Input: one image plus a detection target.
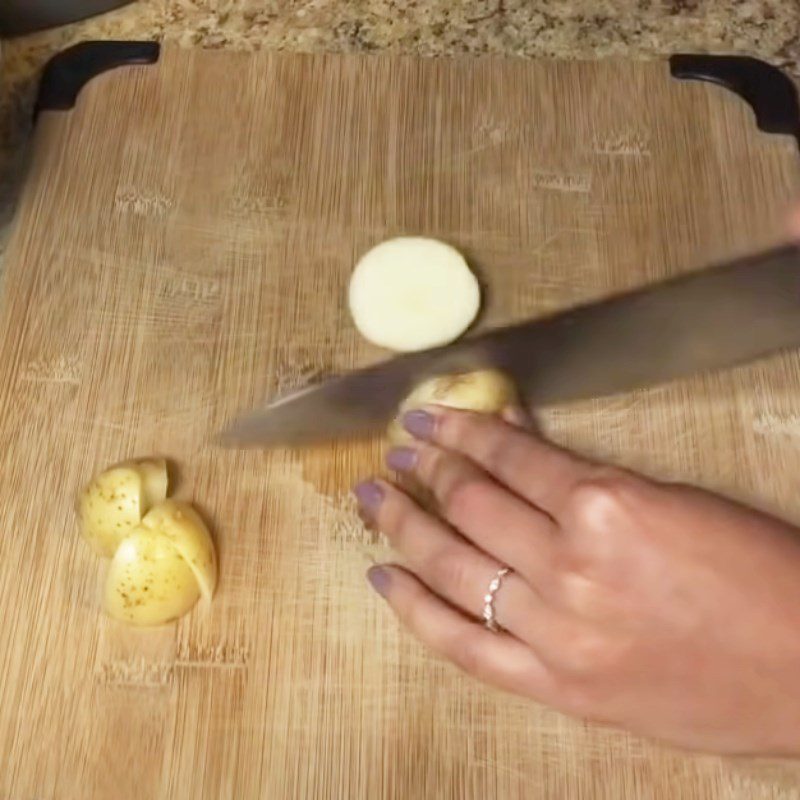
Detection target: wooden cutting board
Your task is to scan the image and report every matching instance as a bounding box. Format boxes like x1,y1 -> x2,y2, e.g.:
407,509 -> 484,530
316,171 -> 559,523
2,43 -> 800,800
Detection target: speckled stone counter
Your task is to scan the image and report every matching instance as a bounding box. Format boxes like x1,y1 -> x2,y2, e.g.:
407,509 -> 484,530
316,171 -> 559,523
0,0 -> 798,249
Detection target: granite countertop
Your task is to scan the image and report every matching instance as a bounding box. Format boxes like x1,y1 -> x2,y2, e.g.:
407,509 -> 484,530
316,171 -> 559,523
0,0 -> 798,244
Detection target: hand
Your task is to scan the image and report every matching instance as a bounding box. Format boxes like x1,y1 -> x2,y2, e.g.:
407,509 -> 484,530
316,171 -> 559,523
354,407 -> 800,755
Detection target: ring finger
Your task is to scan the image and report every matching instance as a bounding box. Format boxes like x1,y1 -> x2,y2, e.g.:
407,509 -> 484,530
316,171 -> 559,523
387,442 -> 558,590
355,478 -> 567,646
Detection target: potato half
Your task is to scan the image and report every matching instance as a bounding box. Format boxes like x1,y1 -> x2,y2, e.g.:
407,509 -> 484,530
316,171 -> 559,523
388,369 -> 519,445
104,527 -> 201,626
137,500 -> 218,602
78,458 -> 168,557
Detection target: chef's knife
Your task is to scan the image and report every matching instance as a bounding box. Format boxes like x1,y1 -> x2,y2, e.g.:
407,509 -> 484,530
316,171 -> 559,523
220,244 -> 800,448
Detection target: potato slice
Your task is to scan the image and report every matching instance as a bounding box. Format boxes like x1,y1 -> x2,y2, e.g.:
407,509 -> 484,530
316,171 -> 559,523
79,466 -> 145,557
104,528 -> 200,626
348,237 -> 480,352
78,458 -> 169,557
138,500 -> 217,602
388,369 -> 519,445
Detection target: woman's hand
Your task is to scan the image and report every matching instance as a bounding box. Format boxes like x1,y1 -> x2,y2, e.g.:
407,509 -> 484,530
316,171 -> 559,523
354,407 -> 800,756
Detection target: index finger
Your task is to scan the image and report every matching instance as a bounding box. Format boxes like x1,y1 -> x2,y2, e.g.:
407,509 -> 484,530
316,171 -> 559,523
403,407 -> 593,518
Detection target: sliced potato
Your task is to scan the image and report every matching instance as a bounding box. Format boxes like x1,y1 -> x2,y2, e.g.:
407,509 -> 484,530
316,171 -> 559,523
135,458 -> 169,509
138,500 -> 217,602
78,458 -> 169,557
348,237 -> 480,352
104,527 -> 200,626
78,466 -> 145,557
388,368 -> 519,445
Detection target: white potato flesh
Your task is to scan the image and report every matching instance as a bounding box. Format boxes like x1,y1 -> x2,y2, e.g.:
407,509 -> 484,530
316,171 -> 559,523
388,369 -> 519,445
135,458 -> 169,509
348,237 -> 480,351
78,458 -> 169,557
104,528 -> 200,626
138,500 -> 217,602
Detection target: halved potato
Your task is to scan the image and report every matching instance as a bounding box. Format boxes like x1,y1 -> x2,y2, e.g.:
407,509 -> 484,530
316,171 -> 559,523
388,368 -> 519,445
104,527 -> 200,626
137,500 -> 217,602
78,458 -> 169,557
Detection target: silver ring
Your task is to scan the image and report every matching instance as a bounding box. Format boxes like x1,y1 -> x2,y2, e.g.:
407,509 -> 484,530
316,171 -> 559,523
482,566 -> 511,632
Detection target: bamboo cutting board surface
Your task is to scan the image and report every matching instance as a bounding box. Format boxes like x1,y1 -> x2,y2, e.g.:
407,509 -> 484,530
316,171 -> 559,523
2,45 -> 800,799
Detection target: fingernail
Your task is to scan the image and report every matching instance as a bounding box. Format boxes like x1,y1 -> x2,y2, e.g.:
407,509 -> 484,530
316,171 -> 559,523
402,409 -> 436,440
386,447 -> 418,472
367,565 -> 391,597
353,480 -> 384,515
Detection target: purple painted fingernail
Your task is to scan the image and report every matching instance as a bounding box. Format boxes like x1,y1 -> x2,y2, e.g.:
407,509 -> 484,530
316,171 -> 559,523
386,447 -> 418,472
402,409 -> 436,440
367,566 -> 391,597
353,481 -> 384,514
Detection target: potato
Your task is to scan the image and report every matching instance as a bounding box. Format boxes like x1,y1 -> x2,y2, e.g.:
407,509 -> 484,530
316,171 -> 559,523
104,527 -> 201,626
136,458 -> 169,509
80,458 -> 217,626
137,500 -> 217,602
348,237 -> 480,352
388,368 -> 519,445
77,458 -> 168,557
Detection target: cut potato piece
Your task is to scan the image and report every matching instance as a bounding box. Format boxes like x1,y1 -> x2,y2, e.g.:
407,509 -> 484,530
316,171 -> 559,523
134,458 -> 169,509
138,500 -> 217,602
78,458 -> 169,557
104,528 -> 201,626
388,369 -> 519,445
78,466 -> 146,557
349,237 -> 480,352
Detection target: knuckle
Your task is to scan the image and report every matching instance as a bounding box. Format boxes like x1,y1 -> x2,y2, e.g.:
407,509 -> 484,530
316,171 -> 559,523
556,570 -> 600,615
441,410 -> 507,468
437,409 -> 475,445
427,547 -> 474,601
416,446 -> 449,489
450,634 -> 485,677
559,630 -> 613,676
565,470 -> 632,529
380,492 -> 416,543
405,584 -> 432,629
439,473 -> 492,521
475,428 -> 511,474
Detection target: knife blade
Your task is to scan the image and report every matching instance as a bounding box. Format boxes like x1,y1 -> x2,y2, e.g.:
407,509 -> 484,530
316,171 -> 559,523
220,244 -> 800,448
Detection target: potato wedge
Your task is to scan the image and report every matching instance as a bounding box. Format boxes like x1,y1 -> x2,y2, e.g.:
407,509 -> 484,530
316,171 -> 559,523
388,369 -> 519,445
138,500 -> 217,602
78,458 -> 169,557
78,466 -> 146,557
104,528 -> 200,626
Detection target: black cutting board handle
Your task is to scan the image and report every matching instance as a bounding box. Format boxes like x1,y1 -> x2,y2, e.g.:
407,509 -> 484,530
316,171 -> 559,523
32,43 -> 800,152
670,54 -> 800,149
34,40 -> 161,120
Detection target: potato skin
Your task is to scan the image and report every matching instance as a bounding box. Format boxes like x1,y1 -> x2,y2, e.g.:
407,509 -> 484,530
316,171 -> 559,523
78,466 -> 145,557
138,500 -> 218,602
79,460 -> 217,626
104,528 -> 200,626
78,459 -> 169,557
388,369 -> 519,446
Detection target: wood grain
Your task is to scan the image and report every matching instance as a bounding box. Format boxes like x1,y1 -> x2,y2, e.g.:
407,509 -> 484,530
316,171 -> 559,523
1,47 -> 800,799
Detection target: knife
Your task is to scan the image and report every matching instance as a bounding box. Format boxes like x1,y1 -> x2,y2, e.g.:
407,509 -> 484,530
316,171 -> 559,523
220,243 -> 800,448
